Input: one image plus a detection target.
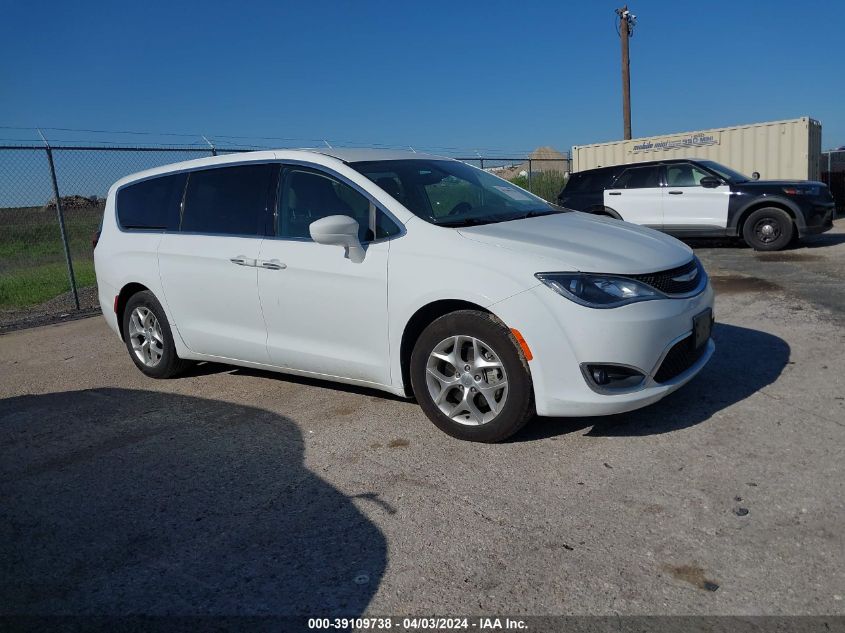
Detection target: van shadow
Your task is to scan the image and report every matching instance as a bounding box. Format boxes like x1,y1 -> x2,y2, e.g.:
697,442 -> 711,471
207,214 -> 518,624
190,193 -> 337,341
0,389 -> 387,616
513,323 -> 790,441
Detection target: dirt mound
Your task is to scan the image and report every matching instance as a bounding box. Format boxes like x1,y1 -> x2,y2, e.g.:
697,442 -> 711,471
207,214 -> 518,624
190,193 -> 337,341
528,146 -> 568,172
493,146 -> 569,179
44,195 -> 104,210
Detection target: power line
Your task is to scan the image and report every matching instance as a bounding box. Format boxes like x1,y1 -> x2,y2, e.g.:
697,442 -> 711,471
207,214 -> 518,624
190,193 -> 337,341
0,125 -> 539,156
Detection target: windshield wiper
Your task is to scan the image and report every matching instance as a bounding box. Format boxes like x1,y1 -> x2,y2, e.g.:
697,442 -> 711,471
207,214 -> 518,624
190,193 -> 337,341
430,217 -> 493,227
432,208 -> 564,227
502,208 -> 566,221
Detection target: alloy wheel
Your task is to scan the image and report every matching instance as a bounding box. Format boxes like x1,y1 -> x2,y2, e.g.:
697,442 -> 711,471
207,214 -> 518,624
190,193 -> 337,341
128,306 -> 164,367
425,335 -> 509,426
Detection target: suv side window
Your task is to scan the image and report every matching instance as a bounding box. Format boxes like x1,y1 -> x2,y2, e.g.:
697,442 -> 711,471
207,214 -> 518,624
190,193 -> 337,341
181,164 -> 278,236
278,168 -> 400,241
666,163 -> 713,187
612,166 -> 661,189
117,173 -> 187,231
564,169 -> 613,193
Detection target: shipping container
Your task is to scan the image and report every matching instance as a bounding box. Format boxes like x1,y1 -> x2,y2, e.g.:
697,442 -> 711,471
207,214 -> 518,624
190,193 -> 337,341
572,117 -> 822,181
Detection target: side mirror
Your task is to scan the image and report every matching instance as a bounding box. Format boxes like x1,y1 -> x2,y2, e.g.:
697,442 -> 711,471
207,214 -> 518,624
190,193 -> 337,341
752,171 -> 760,180
699,176 -> 721,189
309,215 -> 365,263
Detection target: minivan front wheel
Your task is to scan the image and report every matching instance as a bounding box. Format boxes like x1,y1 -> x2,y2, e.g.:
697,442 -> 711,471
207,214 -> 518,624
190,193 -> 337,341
410,310 -> 534,442
122,291 -> 190,378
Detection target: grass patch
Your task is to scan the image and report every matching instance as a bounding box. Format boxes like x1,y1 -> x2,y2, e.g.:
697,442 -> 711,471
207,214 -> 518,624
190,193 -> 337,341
0,205 -> 101,309
509,171 -> 568,203
0,206 -> 102,264
0,260 -> 96,310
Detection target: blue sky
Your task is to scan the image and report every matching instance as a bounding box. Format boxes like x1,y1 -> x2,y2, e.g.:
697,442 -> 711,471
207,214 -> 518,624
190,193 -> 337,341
1,0 -> 843,152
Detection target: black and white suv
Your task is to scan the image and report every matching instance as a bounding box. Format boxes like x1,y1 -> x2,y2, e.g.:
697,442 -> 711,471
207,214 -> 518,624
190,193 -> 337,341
558,159 -> 835,251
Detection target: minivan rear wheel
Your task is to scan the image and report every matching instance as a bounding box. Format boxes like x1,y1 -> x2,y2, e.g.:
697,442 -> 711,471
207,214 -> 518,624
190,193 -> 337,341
742,207 -> 794,251
122,291 -> 190,378
410,310 -> 534,442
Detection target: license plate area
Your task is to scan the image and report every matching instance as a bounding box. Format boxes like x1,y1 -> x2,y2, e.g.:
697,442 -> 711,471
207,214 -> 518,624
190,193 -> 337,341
693,308 -> 713,350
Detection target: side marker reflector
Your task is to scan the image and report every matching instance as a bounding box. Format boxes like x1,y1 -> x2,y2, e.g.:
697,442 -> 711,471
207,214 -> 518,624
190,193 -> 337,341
114,295 -> 119,314
510,328 -> 533,361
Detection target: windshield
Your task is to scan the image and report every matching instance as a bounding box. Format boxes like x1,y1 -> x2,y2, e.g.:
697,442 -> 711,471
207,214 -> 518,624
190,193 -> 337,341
349,159 -> 564,227
698,160 -> 750,183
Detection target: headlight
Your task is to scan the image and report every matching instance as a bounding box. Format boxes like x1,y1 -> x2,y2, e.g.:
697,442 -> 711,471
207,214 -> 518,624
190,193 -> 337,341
535,272 -> 662,308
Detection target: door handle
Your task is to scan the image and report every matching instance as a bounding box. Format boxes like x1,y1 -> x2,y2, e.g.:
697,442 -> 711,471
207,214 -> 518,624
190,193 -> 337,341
230,256 -> 255,266
668,190 -> 684,195
259,259 -> 286,270
608,191 -> 621,196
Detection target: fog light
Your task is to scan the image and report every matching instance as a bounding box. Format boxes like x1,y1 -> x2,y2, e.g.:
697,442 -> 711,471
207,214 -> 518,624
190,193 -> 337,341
592,368 -> 609,385
581,363 -> 646,394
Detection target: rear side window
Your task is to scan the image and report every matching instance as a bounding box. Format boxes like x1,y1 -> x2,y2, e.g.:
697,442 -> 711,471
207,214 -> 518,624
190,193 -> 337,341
563,169 -> 617,193
181,164 -> 278,236
117,173 -> 187,230
564,172 -> 595,193
613,166 -> 661,189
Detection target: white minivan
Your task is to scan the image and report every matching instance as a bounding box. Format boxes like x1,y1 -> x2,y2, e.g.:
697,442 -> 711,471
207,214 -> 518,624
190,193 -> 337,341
95,149 -> 715,442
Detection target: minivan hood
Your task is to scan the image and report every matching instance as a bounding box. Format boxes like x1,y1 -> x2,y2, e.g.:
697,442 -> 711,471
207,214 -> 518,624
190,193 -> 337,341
457,212 -> 693,274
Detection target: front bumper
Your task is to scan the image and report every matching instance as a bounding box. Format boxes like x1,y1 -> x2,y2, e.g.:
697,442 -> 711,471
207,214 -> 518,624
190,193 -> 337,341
798,202 -> 835,237
492,281 -> 715,417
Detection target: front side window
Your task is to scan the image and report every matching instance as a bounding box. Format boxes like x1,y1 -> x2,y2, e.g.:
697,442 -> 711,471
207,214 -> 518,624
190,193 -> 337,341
666,163 -> 713,187
697,160 -> 749,183
350,159 -> 562,227
117,173 -> 187,230
181,164 -> 277,236
613,166 -> 661,189
278,168 -> 400,241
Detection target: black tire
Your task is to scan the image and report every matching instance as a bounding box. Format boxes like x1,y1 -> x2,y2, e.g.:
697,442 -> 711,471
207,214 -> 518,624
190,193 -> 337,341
409,310 -> 534,443
122,290 -> 191,379
742,207 -> 794,251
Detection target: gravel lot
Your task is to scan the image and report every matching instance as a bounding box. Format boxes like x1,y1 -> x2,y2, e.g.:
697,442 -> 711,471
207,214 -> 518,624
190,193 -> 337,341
1,221 -> 844,618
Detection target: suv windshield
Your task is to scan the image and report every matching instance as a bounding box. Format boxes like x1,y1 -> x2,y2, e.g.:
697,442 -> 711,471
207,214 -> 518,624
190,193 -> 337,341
698,160 -> 750,183
349,159 -> 564,227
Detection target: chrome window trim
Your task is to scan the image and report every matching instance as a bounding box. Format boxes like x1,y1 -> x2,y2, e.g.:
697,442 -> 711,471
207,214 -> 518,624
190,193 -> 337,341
115,159 -> 407,243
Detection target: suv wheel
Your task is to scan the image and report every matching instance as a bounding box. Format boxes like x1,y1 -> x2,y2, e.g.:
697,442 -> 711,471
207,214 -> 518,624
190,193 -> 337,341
122,291 -> 190,378
410,310 -> 534,442
742,207 -> 794,251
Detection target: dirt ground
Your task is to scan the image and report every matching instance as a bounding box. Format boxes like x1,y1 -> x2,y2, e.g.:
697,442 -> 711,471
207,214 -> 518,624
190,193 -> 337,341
1,222 -> 843,618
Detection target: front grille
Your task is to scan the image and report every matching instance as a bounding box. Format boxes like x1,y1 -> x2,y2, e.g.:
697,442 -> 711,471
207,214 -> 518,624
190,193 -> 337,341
653,334 -> 707,383
627,259 -> 701,295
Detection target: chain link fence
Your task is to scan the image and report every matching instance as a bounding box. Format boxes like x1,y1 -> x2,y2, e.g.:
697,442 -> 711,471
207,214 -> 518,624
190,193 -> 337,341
0,146 -> 244,330
0,145 -> 571,330
458,156 -> 571,204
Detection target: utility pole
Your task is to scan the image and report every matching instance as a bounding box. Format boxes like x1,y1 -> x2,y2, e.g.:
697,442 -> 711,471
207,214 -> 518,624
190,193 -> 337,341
616,6 -> 636,140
